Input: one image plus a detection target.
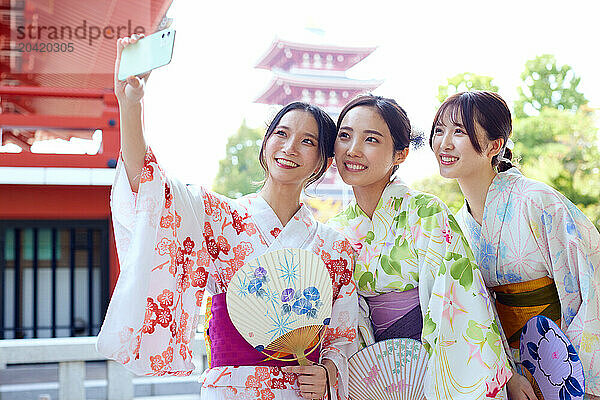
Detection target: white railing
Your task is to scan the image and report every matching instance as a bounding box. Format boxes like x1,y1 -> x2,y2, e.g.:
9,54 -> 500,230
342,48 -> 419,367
0,336 -> 207,400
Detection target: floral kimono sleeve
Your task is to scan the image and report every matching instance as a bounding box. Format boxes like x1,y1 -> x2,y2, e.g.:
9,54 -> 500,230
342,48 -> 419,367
409,194 -> 512,399
530,192 -> 600,395
97,150 -> 210,376
318,235 -> 359,400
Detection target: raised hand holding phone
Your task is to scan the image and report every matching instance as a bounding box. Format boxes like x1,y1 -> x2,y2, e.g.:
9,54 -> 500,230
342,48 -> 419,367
114,34 -> 150,107
113,34 -> 155,192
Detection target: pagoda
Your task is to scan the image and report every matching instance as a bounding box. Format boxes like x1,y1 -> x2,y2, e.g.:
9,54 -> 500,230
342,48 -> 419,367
255,38 -> 383,219
255,39 -> 382,118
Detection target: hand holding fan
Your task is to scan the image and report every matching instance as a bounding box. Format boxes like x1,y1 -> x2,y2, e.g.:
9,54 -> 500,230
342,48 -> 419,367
520,315 -> 585,400
227,248 -> 333,365
349,338 -> 430,400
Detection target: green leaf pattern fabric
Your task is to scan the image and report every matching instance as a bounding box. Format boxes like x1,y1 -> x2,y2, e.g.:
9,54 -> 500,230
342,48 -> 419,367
328,180 -> 512,399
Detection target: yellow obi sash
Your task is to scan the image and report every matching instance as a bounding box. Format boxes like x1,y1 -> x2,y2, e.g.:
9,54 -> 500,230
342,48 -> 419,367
492,276 -> 561,349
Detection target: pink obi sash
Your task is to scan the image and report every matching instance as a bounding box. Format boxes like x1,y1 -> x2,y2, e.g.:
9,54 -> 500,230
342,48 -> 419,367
208,293 -> 321,367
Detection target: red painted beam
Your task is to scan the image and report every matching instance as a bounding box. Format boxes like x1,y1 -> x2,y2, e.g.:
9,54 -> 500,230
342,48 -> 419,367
0,86 -> 114,99
0,184 -> 120,291
0,153 -> 118,168
0,185 -> 111,218
0,114 -> 118,130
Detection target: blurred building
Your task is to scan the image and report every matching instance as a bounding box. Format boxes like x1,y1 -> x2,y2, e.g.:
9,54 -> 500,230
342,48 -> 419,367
255,37 -> 383,220
0,0 -> 173,339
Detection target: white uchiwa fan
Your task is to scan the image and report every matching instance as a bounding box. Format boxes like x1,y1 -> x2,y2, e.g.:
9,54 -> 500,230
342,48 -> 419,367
349,338 -> 430,400
227,248 -> 333,365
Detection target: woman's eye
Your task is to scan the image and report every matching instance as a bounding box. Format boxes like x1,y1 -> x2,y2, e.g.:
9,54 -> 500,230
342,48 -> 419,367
434,127 -> 443,135
337,132 -> 349,139
275,130 -> 286,137
302,138 -> 315,145
454,128 -> 465,135
366,136 -> 379,143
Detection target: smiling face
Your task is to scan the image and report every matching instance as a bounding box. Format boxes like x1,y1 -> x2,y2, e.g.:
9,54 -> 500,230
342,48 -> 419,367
431,107 -> 499,180
334,106 -> 407,190
262,109 -> 323,188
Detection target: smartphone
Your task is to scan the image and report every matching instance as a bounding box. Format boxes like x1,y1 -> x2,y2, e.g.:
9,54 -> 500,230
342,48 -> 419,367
117,28 -> 176,81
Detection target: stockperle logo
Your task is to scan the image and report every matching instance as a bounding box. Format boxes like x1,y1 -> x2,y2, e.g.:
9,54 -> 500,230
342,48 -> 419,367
8,0 -> 152,74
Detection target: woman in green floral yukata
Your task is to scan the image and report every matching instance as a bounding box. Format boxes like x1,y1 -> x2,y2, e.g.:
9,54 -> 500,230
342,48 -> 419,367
327,94 -> 512,400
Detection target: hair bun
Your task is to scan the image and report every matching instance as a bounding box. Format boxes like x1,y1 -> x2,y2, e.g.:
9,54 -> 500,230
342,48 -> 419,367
497,147 -> 514,172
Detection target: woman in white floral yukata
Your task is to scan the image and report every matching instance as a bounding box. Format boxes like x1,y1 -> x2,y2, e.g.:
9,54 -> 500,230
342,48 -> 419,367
327,94 -> 512,399
430,91 -> 600,400
96,34 -> 358,400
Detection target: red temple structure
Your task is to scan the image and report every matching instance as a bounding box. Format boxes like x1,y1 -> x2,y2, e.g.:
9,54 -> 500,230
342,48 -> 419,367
255,39 -> 382,118
0,0 -> 172,339
255,38 -> 382,218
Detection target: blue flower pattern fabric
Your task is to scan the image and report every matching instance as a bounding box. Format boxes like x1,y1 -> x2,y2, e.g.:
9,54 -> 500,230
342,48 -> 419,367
520,316 -> 585,400
456,168 -> 600,397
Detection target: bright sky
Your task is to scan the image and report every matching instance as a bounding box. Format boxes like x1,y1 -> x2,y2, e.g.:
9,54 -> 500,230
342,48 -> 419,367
136,0 -> 600,186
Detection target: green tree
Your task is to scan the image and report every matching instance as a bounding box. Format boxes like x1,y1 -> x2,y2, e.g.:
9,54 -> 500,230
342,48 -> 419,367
413,175 -> 464,215
512,107 -> 600,229
213,121 -> 264,198
514,54 -> 587,118
437,72 -> 499,104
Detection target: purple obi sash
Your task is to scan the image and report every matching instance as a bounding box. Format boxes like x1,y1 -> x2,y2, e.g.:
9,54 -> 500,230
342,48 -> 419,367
208,293 -> 320,367
365,288 -> 422,342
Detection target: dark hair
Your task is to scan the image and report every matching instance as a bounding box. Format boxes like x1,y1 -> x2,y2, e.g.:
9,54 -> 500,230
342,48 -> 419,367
259,102 -> 336,187
337,94 -> 411,175
430,91 -> 514,172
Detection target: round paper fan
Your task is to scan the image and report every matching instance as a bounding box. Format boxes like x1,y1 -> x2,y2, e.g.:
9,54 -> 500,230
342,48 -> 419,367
520,315 -> 585,400
349,338 -> 430,400
227,248 -> 333,365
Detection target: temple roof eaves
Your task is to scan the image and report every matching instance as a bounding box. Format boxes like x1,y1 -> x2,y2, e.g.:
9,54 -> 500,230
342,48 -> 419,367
270,70 -> 383,88
254,74 -> 383,104
255,38 -> 377,70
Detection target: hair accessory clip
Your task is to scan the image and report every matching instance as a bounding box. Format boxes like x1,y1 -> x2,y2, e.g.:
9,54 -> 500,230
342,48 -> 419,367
409,125 -> 425,149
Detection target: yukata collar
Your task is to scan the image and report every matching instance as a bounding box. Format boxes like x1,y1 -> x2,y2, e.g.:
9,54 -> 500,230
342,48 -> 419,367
246,193 -> 317,250
380,177 -> 410,206
337,178 -> 410,247
463,166 -> 522,225
347,178 -> 411,220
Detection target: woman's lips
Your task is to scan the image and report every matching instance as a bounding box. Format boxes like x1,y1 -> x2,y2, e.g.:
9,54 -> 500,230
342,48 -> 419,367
439,154 -> 459,166
344,161 -> 367,171
275,158 -> 299,168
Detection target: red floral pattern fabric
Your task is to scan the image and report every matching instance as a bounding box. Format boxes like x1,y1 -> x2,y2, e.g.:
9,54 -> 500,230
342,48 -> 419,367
97,150 -> 358,399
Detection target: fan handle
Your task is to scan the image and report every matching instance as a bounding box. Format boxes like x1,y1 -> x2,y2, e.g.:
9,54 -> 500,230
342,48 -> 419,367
296,352 -> 310,366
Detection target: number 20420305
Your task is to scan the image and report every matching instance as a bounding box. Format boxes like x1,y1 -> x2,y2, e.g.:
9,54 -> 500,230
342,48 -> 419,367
16,42 -> 74,52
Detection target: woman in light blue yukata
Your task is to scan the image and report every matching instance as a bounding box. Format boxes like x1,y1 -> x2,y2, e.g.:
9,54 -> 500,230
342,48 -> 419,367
430,90 -> 600,400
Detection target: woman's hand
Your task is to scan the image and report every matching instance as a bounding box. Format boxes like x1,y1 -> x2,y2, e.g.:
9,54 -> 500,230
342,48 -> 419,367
113,34 -> 150,192
283,360 -> 336,399
506,373 -> 537,400
114,34 -> 150,107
